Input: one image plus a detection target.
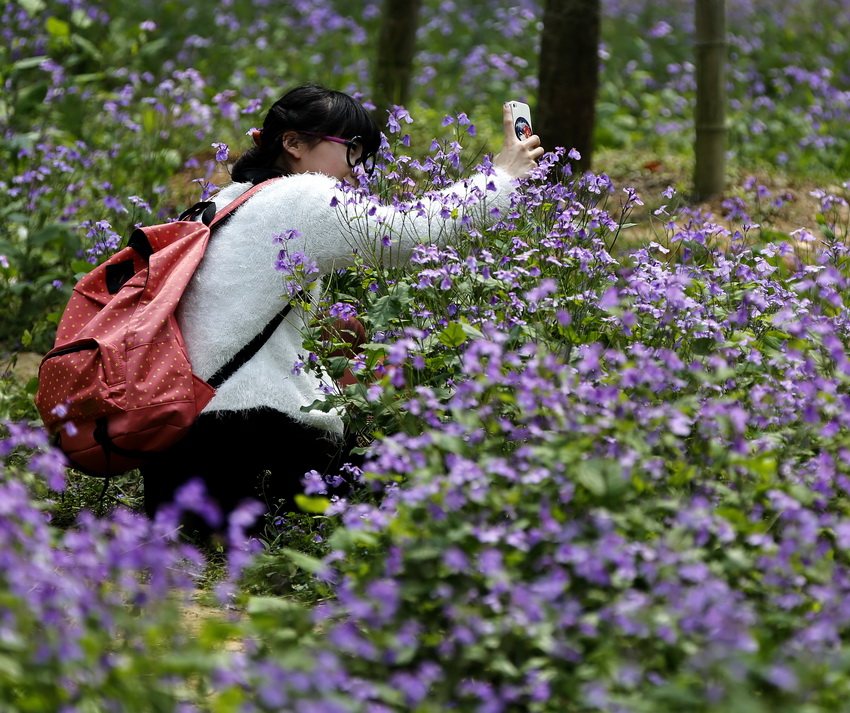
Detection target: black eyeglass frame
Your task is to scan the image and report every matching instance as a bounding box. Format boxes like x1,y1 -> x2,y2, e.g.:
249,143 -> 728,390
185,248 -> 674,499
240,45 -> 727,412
300,131 -> 377,175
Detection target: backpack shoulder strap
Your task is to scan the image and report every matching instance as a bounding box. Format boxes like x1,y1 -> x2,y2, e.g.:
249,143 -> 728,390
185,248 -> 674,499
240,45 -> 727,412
178,177 -> 284,228
211,177 -> 283,228
196,176 -> 299,390
206,296 -> 301,389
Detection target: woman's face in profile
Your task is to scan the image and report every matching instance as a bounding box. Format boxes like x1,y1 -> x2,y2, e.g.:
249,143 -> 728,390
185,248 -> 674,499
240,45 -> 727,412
283,134 -> 355,183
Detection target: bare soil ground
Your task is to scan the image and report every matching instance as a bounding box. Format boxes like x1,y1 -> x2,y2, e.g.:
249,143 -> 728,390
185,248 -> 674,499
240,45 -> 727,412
598,155 -> 850,260
598,148 -> 846,242
2,351 -> 42,382
181,599 -> 246,652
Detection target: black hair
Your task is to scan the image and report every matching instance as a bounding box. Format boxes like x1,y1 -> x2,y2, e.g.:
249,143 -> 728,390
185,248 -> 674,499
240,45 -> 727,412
231,84 -> 382,185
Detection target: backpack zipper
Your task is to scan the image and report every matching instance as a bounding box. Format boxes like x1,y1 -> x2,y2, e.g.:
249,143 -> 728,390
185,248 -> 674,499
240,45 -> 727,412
44,340 -> 98,359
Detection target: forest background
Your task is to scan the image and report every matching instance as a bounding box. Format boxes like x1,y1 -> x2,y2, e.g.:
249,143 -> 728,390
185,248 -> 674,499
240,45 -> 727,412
3,1 -> 850,712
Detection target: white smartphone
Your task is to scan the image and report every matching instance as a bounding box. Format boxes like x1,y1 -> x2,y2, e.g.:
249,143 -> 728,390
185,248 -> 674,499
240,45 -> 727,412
508,101 -> 533,141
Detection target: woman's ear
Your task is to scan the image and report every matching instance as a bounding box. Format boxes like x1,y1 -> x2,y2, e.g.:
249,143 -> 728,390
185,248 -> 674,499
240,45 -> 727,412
281,131 -> 303,159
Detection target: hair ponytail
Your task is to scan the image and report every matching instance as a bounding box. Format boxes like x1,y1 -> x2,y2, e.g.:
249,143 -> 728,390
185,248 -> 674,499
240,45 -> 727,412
231,128 -> 288,185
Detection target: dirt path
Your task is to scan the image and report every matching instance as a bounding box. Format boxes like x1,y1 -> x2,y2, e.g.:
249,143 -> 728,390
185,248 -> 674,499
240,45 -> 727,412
2,352 -> 42,382
181,599 -> 247,653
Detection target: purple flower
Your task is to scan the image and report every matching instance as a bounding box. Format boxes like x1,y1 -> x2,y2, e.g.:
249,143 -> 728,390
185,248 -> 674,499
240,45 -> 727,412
275,249 -> 319,287
174,478 -> 222,528
443,547 -> 469,571
241,98 -> 264,114
192,178 -> 217,201
303,470 -> 327,495
102,195 -> 127,213
212,142 -> 229,162
525,278 -> 557,304
28,449 -> 67,491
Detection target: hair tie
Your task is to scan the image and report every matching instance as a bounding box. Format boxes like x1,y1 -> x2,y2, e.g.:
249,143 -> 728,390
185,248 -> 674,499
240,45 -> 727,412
251,129 -> 263,147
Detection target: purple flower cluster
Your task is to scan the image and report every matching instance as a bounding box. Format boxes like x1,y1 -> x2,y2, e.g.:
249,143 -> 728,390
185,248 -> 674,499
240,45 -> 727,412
297,290 -> 850,709
0,420 -> 290,709
266,128 -> 850,709
0,422 -> 215,708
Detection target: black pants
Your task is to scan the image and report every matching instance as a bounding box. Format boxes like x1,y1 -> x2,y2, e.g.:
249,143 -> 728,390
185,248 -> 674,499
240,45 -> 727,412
141,408 -> 360,537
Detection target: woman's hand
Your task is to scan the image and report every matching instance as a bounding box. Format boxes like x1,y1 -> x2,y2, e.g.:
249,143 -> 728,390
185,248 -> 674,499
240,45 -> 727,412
493,103 -> 545,179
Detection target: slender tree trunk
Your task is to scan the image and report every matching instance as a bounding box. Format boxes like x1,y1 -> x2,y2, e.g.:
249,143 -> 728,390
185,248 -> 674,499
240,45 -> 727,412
372,0 -> 423,115
536,0 -> 601,173
694,0 -> 727,199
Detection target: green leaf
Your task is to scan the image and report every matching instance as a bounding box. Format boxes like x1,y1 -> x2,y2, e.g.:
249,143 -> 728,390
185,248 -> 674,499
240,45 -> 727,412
30,223 -> 76,248
71,260 -> 96,275
576,458 -> 628,500
142,106 -> 159,134
326,355 -> 350,380
789,484 -> 815,506
715,507 -> 749,529
209,685 -> 248,713
10,56 -> 49,72
367,292 -> 406,331
460,322 -> 485,340
70,33 -> 103,62
0,654 -> 23,680
762,329 -> 789,351
268,550 -> 329,580
45,16 -> 70,38
18,0 -> 45,14
576,461 -> 606,497
13,82 -> 48,114
669,462 -> 695,488
438,322 -> 467,348
247,594 -> 306,616
294,494 -> 330,514
70,7 -> 93,28
137,37 -> 169,59
327,527 -> 378,552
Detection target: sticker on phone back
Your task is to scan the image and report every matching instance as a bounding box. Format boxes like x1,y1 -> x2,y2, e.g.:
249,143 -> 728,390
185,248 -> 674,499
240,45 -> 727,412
514,117 -> 532,140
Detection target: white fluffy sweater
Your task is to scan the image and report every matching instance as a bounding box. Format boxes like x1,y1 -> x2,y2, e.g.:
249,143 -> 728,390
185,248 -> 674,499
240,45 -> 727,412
177,168 -> 516,436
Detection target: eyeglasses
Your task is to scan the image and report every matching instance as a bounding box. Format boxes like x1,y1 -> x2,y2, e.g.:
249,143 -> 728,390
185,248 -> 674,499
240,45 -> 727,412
301,132 -> 376,175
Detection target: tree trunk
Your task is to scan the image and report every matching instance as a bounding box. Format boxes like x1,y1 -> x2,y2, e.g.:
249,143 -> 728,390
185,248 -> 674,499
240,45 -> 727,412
694,0 -> 727,199
372,0 -> 423,115
536,0 -> 601,173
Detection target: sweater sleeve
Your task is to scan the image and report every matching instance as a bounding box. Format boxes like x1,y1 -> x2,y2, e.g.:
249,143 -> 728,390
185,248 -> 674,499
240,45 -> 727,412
265,167 -> 517,275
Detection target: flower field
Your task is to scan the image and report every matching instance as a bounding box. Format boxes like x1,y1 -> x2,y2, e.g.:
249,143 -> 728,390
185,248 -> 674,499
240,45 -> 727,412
4,1 -> 850,711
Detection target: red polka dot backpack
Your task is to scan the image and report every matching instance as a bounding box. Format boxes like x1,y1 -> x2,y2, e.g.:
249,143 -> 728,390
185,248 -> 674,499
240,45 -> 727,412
35,179 -> 286,477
